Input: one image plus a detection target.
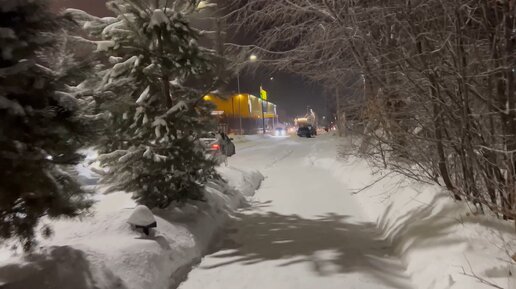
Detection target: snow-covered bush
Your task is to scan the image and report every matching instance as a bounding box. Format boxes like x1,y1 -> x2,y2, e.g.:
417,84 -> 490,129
0,0 -> 95,251
67,0 -> 222,208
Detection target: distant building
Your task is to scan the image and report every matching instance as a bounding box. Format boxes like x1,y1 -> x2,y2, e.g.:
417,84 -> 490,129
203,93 -> 279,134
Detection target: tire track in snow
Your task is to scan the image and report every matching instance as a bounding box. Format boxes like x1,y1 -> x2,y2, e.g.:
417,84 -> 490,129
265,149 -> 294,168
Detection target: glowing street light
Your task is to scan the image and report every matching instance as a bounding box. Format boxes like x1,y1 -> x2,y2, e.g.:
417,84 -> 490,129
235,54 -> 258,135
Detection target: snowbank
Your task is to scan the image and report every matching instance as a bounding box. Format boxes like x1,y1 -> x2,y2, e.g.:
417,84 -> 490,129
308,140 -> 516,289
0,165 -> 263,289
229,134 -> 268,144
218,166 -> 264,197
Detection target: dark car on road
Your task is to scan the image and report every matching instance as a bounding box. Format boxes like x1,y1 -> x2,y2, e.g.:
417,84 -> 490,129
297,126 -> 313,138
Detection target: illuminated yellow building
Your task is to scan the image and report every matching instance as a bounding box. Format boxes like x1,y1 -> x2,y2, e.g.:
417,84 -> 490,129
203,93 -> 278,133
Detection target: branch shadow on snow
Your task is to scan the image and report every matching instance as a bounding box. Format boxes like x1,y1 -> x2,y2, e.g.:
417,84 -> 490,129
376,192 -> 516,258
377,194 -> 462,256
201,211 -> 413,289
0,246 -> 127,289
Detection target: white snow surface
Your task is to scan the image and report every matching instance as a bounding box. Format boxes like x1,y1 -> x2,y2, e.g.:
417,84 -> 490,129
0,153 -> 264,289
94,40 -> 115,52
168,101 -> 188,114
135,86 -> 150,104
0,134 -> 514,289
149,9 -> 170,28
196,1 -> 218,10
127,205 -> 156,227
308,136 -> 516,289
178,134 -> 515,289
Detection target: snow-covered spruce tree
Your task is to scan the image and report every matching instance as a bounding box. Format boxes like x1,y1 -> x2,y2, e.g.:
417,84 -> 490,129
0,0 -> 94,251
67,1 -> 222,208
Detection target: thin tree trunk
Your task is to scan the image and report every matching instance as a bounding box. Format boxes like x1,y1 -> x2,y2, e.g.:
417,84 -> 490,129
336,87 -> 342,137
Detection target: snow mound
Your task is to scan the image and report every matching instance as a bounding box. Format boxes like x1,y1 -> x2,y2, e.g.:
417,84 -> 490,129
218,167 -> 264,197
0,167 -> 264,289
75,148 -> 100,186
309,150 -> 516,289
127,205 -> 155,227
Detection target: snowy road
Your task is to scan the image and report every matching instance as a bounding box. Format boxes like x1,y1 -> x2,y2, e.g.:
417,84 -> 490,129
179,134 -> 413,289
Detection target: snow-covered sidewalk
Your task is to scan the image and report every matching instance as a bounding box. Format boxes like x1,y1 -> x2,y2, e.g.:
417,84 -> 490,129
179,134 -> 515,289
179,135 -> 414,289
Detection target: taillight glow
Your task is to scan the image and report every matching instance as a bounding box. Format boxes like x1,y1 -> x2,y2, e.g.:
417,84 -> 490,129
211,144 -> 221,150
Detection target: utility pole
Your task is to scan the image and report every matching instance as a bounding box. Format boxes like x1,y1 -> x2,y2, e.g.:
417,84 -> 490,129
272,105 -> 276,129
237,73 -> 240,93
231,96 -> 235,132
236,73 -> 242,134
235,53 -> 258,135
238,96 -> 243,135
260,84 -> 266,134
261,100 -> 266,134
336,87 -> 342,137
215,18 -> 225,75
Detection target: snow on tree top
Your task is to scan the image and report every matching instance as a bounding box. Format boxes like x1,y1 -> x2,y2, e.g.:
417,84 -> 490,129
136,86 -> 150,105
167,101 -> 188,115
102,21 -> 128,38
170,78 -> 181,87
65,8 -> 101,22
197,1 -> 217,11
152,117 -> 167,128
95,40 -> 116,52
149,9 -> 170,28
109,56 -> 123,64
111,56 -> 138,78
54,91 -> 79,111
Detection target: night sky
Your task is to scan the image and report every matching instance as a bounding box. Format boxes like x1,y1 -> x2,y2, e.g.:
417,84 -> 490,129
51,0 -> 328,118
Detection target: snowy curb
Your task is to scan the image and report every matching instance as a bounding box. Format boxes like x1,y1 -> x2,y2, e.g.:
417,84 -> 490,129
0,167 -> 264,289
308,153 -> 516,289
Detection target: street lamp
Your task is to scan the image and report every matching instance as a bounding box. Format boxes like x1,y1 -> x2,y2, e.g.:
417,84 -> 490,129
261,98 -> 266,134
259,76 -> 275,135
236,53 -> 257,94
237,94 -> 243,135
235,54 -> 259,135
